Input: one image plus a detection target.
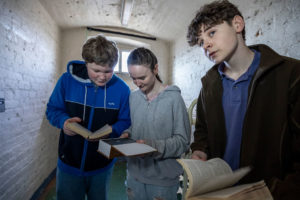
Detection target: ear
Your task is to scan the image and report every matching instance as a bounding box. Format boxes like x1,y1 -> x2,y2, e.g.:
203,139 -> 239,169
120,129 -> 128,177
153,64 -> 159,74
232,15 -> 245,33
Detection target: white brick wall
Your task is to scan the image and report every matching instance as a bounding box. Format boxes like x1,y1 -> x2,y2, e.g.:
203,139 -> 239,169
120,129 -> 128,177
0,0 -> 61,199
171,0 -> 300,107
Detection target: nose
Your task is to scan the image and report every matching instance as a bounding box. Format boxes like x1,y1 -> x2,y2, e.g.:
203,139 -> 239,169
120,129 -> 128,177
203,39 -> 212,50
98,72 -> 106,80
135,80 -> 142,87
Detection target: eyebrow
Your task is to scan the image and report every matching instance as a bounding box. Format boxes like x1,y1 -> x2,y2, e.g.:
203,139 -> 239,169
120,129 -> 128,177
130,75 -> 146,79
204,26 -> 212,32
197,25 -> 212,38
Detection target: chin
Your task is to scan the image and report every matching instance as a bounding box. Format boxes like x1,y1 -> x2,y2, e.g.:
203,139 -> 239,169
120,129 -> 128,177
95,82 -> 107,86
211,58 -> 223,64
139,88 -> 147,93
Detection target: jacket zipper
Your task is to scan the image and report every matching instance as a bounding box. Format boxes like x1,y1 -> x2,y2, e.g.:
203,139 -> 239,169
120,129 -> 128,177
80,85 -> 98,172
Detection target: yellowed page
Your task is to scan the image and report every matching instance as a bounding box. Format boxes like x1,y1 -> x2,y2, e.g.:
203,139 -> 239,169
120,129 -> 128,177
66,122 -> 91,138
189,181 -> 273,200
198,180 -> 266,198
89,124 -> 112,139
177,158 -> 250,198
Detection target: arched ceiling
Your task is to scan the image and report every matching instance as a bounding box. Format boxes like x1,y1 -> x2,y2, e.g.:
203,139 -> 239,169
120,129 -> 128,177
39,0 -> 211,41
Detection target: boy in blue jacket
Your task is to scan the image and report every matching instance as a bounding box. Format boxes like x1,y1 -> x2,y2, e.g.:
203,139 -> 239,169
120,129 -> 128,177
46,35 -> 131,200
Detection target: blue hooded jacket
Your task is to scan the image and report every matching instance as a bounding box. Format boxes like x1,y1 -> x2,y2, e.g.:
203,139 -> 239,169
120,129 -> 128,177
46,60 -> 131,176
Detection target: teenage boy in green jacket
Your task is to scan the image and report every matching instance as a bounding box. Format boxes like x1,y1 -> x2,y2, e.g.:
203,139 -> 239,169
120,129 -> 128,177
187,0 -> 300,199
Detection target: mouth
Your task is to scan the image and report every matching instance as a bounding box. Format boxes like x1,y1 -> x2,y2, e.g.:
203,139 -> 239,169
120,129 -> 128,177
95,80 -> 106,85
209,51 -> 217,58
96,79 -> 106,83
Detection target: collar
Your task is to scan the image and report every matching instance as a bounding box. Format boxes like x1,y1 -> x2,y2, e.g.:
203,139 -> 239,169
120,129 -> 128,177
217,49 -> 261,81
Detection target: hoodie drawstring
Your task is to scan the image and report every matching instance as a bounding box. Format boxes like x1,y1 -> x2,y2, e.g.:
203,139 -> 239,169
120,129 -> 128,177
104,84 -> 107,112
83,86 -> 87,121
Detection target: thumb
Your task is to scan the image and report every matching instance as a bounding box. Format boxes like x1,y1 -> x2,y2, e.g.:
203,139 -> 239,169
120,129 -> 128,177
69,117 -> 82,123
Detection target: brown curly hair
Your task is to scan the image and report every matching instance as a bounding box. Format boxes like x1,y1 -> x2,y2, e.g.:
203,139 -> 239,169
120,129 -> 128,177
82,35 -> 119,68
187,0 -> 245,46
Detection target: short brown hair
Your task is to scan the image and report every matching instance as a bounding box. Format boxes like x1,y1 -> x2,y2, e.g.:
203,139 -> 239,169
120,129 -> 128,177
187,0 -> 245,46
82,35 -> 118,68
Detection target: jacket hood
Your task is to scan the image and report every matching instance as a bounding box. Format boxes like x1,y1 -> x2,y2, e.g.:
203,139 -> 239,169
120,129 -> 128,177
67,60 -> 117,87
136,84 -> 182,100
164,85 -> 181,93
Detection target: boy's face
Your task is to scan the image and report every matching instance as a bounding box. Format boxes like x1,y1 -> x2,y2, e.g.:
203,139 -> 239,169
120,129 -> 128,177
197,20 -> 239,64
86,62 -> 114,86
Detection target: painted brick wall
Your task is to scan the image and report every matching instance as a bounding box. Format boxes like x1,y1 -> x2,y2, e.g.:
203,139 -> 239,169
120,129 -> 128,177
171,0 -> 300,107
0,0 -> 61,199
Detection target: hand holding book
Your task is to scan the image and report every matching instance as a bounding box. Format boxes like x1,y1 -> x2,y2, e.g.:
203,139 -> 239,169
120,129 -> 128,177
98,137 -> 157,159
63,117 -> 82,136
191,150 -> 208,161
65,120 -> 112,140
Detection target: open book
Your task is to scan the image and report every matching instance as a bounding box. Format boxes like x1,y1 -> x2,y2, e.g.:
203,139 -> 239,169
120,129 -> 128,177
98,138 -> 157,159
66,122 -> 112,140
177,158 -> 273,200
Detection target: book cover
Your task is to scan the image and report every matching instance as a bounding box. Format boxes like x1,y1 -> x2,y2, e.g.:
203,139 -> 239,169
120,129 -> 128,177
98,138 -> 157,159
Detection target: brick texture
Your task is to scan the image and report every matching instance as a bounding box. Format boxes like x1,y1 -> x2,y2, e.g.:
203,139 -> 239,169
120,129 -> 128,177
0,0 -> 60,199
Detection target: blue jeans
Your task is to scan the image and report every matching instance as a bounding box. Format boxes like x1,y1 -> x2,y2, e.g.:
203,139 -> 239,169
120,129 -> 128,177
126,174 -> 179,200
56,166 -> 114,200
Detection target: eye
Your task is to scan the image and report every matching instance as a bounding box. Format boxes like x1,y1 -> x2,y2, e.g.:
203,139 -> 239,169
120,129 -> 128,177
209,31 -> 215,37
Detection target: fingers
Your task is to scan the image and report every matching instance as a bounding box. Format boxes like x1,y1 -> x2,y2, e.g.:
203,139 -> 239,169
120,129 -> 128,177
67,117 -> 82,123
63,117 -> 82,136
63,128 -> 77,136
120,132 -> 129,138
191,154 -> 202,160
136,140 -> 145,144
191,150 -> 207,161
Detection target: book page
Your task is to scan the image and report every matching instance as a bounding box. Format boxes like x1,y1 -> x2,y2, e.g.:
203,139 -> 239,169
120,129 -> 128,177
113,142 -> 157,156
178,158 -> 250,198
89,124 -> 112,139
197,180 -> 266,199
66,122 -> 91,138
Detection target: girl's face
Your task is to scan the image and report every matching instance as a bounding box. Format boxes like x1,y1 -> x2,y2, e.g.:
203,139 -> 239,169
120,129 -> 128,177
128,64 -> 158,94
86,62 -> 113,86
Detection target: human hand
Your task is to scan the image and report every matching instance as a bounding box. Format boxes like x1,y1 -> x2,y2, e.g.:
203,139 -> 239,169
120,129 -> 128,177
119,132 -> 129,138
136,139 -> 146,144
63,117 -> 82,136
191,150 -> 207,161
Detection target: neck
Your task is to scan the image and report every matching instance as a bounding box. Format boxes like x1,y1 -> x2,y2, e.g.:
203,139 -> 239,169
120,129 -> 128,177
224,43 -> 254,80
146,80 -> 165,100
